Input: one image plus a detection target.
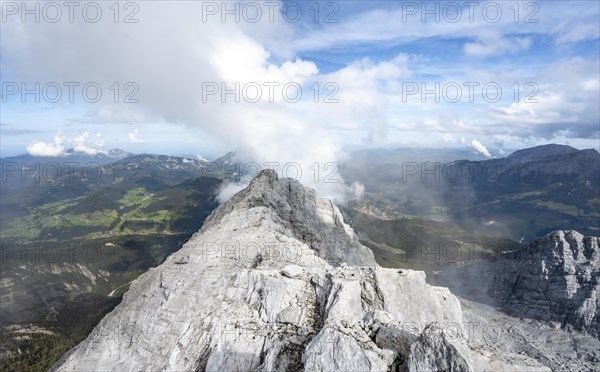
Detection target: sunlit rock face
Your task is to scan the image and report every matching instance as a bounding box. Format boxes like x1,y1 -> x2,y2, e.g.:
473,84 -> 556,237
52,170 -> 548,372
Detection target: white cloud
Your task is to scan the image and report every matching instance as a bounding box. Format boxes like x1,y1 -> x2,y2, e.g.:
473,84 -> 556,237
0,3 -> 352,197
486,58 -> 599,139
95,133 -> 104,147
73,131 -> 105,155
464,36 -> 531,57
442,133 -> 455,143
350,182 -> 365,200
69,106 -> 148,125
5,1 -> 599,173
310,54 -> 411,145
26,131 -> 67,157
287,1 -> 598,56
26,131 -> 105,157
128,128 -> 145,144
471,139 -> 492,158
580,79 -> 599,91
216,182 -> 248,204
554,22 -> 600,44
489,92 -> 578,125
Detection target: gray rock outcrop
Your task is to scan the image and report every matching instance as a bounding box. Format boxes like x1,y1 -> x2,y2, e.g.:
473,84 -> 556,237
407,323 -> 473,372
440,230 -> 600,338
488,230 -> 600,337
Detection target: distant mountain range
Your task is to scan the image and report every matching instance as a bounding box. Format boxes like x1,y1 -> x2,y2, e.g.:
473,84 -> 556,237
345,146 -> 493,164
342,144 -> 600,244
504,143 -> 583,164
2,148 -> 132,165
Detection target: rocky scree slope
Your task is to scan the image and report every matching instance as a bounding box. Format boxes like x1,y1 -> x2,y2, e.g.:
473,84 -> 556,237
52,170 -> 548,371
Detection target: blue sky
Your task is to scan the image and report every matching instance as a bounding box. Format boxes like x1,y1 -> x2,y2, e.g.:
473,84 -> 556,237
1,0 -> 599,160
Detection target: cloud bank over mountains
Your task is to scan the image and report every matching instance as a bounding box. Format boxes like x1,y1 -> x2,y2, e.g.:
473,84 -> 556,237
2,1 -> 599,175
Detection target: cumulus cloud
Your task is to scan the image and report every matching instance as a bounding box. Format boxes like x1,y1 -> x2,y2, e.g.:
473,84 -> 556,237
26,131 -> 105,157
1,3 -> 356,199
128,128 -> 145,144
26,131 -> 67,157
486,58 -> 600,139
5,1 -> 599,184
442,133 -> 455,143
95,133 -> 104,147
73,131 -> 105,155
471,139 -> 492,158
311,54 -> 411,145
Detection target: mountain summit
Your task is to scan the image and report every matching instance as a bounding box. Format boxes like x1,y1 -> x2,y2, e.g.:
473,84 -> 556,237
506,144 -> 579,164
52,170 -> 549,371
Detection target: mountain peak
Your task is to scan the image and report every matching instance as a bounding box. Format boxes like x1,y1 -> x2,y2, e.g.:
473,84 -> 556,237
201,169 -> 375,267
506,144 -> 579,163
254,168 -> 279,184
212,151 -> 239,164
52,172 -> 543,372
105,148 -> 131,158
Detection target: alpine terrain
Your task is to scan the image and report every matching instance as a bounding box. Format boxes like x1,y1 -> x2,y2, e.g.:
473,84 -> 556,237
51,170 -> 599,371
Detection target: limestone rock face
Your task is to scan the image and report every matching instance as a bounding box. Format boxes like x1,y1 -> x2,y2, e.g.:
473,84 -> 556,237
52,170 -> 544,371
487,230 -> 600,337
200,169 -> 377,268
407,323 -> 473,372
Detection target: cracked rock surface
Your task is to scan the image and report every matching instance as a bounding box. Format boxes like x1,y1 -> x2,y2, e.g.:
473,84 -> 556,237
489,230 -> 600,338
438,230 -> 600,339
432,229 -> 600,371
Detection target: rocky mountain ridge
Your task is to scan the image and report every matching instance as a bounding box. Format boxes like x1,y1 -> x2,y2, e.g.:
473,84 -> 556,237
52,170 -> 555,371
437,230 -> 599,338
494,230 -> 599,335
